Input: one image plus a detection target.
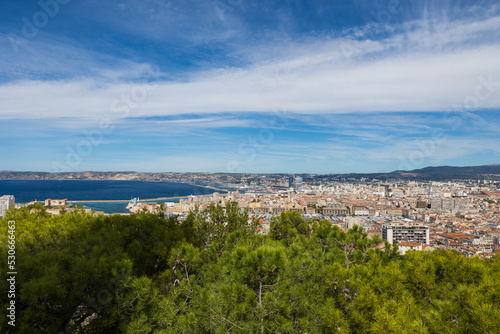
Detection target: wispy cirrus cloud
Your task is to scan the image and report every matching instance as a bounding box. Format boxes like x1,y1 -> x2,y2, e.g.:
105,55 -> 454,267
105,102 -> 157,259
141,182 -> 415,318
1,8 -> 500,121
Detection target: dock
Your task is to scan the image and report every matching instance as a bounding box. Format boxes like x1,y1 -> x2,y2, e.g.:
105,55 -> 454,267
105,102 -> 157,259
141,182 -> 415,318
68,193 -> 223,204
67,184 -> 228,204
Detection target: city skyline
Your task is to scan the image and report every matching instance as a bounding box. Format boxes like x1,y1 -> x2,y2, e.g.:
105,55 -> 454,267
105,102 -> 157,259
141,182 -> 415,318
1,1 -> 500,173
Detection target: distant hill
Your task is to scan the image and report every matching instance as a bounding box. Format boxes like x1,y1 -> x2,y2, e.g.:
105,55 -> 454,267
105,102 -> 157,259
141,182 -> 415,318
0,164 -> 499,181
327,164 -> 500,181
389,164 -> 500,180
400,164 -> 500,176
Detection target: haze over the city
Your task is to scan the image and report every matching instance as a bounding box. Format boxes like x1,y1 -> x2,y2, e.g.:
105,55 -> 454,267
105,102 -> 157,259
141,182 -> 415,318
1,0 -> 499,173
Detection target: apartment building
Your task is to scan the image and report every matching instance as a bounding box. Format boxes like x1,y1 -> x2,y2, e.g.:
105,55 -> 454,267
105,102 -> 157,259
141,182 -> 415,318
0,195 -> 15,218
382,225 -> 430,245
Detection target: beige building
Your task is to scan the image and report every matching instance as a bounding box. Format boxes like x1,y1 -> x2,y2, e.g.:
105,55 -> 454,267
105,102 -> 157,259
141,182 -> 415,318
398,241 -> 423,255
45,198 -> 68,206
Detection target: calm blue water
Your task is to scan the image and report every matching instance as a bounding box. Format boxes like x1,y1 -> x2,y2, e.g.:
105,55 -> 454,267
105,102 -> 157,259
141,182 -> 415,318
0,180 -> 220,213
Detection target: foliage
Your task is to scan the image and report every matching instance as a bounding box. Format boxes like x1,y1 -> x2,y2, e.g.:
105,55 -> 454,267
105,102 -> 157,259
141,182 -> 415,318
269,211 -> 311,242
1,202 -> 500,333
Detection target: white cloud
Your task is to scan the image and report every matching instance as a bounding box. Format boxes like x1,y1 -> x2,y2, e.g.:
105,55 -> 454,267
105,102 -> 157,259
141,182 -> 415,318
0,32 -> 157,82
153,118 -> 253,128
1,13 -> 500,121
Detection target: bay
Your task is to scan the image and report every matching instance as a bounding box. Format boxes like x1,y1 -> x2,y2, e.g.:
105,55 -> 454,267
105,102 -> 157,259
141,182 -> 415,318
0,180 -> 221,213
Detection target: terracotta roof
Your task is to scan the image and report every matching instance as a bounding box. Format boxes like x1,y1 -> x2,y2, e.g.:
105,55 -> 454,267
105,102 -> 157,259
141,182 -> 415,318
399,241 -> 421,247
441,233 -> 474,239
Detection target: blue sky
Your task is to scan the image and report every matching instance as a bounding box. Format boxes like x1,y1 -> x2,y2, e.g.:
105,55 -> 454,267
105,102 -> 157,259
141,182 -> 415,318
0,0 -> 499,173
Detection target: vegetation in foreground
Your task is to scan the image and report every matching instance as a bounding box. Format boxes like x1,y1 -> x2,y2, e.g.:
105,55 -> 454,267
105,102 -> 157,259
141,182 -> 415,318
1,203 -> 500,333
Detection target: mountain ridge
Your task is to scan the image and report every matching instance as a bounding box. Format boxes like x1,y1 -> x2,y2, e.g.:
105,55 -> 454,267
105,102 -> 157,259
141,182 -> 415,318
0,164 -> 499,181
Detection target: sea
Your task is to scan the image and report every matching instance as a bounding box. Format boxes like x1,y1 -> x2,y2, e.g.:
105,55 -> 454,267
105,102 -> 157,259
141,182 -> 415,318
0,180 -> 223,214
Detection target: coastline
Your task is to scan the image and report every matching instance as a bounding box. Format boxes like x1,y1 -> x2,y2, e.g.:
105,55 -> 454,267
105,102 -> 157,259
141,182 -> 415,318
1,180 -> 231,213
68,183 -> 228,203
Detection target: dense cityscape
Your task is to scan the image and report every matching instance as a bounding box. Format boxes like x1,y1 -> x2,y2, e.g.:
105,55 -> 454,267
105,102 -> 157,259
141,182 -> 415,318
3,168 -> 500,259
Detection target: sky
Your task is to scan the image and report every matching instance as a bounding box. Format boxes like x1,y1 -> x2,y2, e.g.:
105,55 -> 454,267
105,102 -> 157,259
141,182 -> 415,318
0,0 -> 499,174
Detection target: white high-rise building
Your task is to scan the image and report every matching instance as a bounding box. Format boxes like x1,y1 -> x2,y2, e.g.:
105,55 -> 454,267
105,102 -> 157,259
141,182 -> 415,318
294,176 -> 303,189
0,195 -> 15,218
382,225 -> 430,245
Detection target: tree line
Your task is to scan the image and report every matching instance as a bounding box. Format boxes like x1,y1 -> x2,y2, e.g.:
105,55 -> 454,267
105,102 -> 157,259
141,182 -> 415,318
1,202 -> 499,333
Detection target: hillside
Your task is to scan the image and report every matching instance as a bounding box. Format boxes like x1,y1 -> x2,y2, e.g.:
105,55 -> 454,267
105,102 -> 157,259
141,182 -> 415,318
0,164 -> 499,182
